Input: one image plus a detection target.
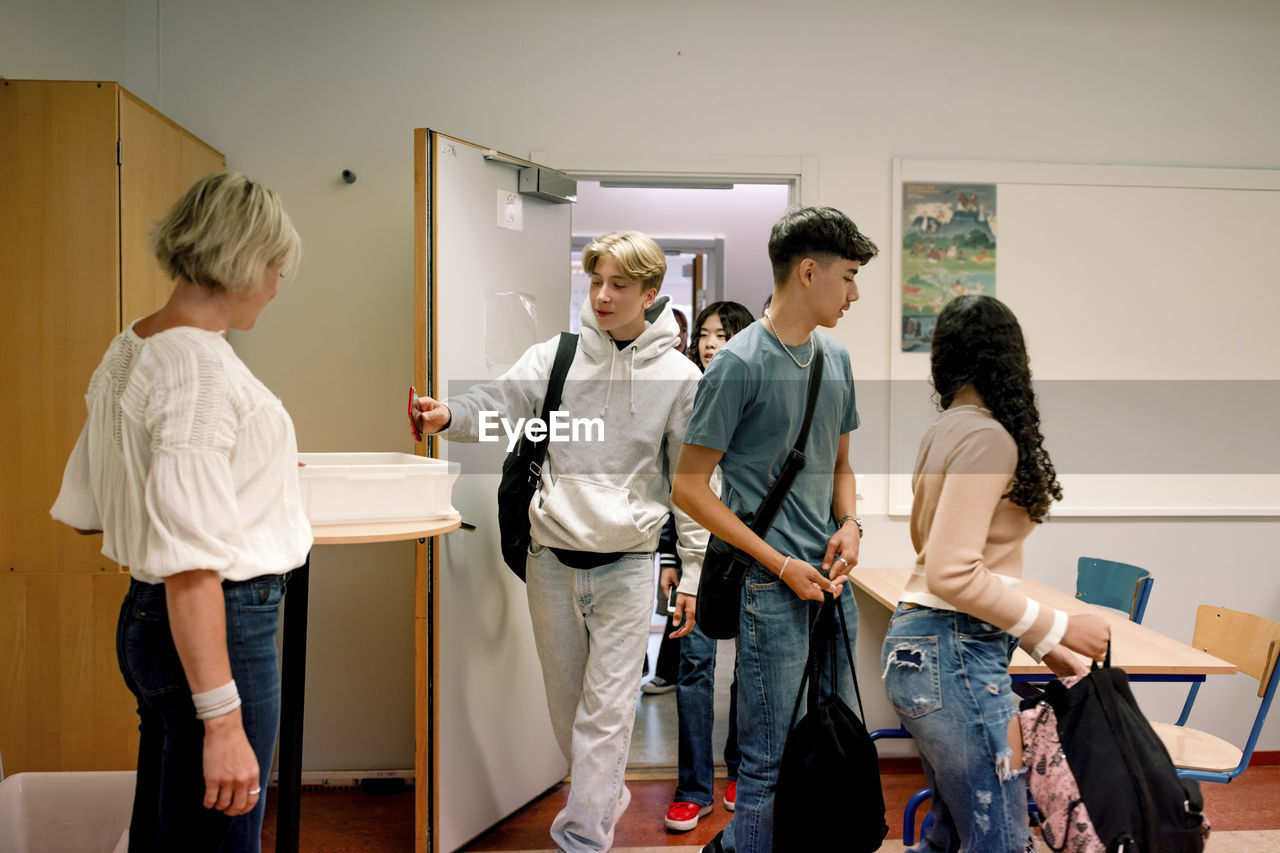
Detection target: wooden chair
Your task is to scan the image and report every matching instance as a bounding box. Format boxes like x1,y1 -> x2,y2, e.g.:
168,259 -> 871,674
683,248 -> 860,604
1075,557 -> 1154,623
1151,605 -> 1280,784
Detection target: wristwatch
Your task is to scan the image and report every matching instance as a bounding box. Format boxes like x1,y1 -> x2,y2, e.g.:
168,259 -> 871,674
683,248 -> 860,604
839,514 -> 863,538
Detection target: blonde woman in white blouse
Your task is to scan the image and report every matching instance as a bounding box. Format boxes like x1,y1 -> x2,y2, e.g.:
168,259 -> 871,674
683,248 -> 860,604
52,172 -> 311,853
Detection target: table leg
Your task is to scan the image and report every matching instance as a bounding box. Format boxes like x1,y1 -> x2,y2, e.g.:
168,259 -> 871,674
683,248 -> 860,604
277,555 -> 310,853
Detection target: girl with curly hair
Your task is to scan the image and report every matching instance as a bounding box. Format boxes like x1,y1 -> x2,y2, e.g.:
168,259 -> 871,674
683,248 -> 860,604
881,294 -> 1110,853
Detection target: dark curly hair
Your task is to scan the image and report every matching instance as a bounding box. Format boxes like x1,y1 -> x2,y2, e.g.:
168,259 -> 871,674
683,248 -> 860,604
688,300 -> 756,371
930,294 -> 1062,522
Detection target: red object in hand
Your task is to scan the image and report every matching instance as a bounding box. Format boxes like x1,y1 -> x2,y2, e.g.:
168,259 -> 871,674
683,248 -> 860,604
408,385 -> 422,441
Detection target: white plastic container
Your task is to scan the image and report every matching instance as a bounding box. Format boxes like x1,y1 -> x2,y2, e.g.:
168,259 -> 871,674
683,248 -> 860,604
297,452 -> 460,525
0,771 -> 133,853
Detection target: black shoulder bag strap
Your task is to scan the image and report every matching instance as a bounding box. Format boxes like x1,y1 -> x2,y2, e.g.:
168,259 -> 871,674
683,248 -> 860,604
746,336 -> 825,537
521,332 -> 579,487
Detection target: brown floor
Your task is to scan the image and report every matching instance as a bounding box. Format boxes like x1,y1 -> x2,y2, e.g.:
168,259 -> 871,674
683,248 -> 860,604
260,763 -> 1280,852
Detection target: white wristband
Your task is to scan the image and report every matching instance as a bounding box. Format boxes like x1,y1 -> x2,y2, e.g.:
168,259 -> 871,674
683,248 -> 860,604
779,556 -> 792,581
192,679 -> 242,720
1032,609 -> 1070,661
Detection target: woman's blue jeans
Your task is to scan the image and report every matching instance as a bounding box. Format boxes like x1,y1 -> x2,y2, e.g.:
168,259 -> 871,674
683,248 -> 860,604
881,604 -> 1028,853
117,575 -> 287,853
719,563 -> 859,853
674,622 -> 740,805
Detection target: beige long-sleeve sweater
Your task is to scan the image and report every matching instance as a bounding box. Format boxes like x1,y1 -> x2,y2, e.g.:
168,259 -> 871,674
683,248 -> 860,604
900,405 -> 1067,657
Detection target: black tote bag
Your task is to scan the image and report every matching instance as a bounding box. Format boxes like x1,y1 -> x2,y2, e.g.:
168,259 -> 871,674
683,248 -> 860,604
774,591 -> 887,851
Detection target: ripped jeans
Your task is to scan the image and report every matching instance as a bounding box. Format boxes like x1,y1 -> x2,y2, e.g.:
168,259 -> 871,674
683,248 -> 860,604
881,604 -> 1028,853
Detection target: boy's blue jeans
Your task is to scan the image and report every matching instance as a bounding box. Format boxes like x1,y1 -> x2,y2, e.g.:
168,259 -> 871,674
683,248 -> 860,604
719,563 -> 859,853
674,622 -> 740,806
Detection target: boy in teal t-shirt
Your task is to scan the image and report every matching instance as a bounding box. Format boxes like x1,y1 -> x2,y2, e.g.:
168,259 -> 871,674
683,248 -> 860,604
673,206 -> 878,853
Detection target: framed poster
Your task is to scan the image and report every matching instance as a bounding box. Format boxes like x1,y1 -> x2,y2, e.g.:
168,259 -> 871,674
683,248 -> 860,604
900,181 -> 996,352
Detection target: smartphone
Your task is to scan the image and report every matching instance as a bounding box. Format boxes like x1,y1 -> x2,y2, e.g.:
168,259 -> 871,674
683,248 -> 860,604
408,385 -> 422,442
668,587 -> 679,611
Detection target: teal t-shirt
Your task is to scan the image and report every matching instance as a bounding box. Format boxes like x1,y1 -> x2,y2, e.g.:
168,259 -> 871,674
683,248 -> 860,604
683,322 -> 859,566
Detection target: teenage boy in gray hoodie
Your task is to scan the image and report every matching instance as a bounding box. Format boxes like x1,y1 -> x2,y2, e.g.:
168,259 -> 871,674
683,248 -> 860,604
412,231 -> 707,853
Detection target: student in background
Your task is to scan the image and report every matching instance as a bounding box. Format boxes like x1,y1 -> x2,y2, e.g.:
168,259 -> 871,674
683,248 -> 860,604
643,306 -> 692,694
673,208 -> 878,853
52,173 -> 310,852
412,231 -> 707,853
663,300 -> 755,833
881,294 -> 1109,853
673,306 -> 689,355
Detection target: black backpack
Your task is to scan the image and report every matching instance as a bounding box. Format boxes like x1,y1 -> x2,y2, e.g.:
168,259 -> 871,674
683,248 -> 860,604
496,332 -> 577,580
774,592 -> 888,851
1019,648 -> 1209,852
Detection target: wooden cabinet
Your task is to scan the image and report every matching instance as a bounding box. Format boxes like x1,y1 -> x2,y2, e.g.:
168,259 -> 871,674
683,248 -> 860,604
0,80 -> 225,774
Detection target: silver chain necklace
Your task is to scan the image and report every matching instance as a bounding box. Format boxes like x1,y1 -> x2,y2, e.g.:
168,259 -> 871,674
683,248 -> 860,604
763,310 -> 815,369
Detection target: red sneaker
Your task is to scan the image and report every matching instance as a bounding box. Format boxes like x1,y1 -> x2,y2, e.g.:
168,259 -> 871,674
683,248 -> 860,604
665,801 -> 712,831
723,780 -> 737,812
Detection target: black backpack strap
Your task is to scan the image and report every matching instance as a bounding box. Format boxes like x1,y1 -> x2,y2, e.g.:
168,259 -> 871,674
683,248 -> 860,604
750,337 -> 825,536
523,332 -> 578,485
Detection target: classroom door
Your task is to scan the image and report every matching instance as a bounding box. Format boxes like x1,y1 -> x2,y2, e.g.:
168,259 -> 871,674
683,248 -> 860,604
414,130 -> 574,852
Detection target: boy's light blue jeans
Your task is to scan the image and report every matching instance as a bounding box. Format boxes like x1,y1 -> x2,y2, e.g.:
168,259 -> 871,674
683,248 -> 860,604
882,603 -> 1029,853
526,542 -> 654,853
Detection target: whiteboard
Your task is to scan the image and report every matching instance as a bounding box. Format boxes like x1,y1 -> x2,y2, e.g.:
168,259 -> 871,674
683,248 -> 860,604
421,131 -> 572,850
889,159 -> 1280,517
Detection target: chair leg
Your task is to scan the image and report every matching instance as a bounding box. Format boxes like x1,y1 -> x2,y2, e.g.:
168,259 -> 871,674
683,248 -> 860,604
902,784 -> 1040,844
904,786 -> 932,846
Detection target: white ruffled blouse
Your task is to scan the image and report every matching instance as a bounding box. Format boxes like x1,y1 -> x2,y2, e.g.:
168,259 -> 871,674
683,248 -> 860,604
51,323 -> 313,584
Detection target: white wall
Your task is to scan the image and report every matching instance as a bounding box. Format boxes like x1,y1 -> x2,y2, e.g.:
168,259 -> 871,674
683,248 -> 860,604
7,0 -> 1279,767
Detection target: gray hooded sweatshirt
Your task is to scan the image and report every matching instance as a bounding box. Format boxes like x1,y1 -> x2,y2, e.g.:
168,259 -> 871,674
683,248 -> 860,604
442,295 -> 708,594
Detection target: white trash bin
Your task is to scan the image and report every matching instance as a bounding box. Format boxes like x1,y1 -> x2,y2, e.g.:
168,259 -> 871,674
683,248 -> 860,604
0,771 -> 133,853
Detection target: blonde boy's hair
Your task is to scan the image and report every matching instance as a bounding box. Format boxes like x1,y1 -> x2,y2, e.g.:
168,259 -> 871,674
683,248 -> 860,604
150,172 -> 301,294
582,231 -> 666,292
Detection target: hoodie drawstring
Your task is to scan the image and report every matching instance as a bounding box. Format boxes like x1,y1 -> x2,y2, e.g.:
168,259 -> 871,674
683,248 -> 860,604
629,347 -> 637,413
601,346 -> 616,416
599,345 -> 638,414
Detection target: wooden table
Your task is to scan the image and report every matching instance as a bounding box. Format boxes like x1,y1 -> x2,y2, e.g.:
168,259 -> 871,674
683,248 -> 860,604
275,516 -> 461,853
849,568 -> 1236,681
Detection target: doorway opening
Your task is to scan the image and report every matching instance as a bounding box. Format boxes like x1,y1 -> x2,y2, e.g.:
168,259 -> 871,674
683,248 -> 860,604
567,177 -> 792,774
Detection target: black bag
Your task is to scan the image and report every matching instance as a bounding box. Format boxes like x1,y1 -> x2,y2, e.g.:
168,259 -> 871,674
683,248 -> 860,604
774,591 -> 888,851
1019,645 -> 1209,852
497,332 -> 578,580
695,339 -> 825,640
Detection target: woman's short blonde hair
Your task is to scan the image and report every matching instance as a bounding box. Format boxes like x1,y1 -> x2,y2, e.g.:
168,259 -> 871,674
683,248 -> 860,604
150,172 -> 301,294
582,231 -> 666,292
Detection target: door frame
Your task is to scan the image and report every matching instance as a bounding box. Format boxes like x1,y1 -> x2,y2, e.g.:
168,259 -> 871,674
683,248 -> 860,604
530,151 -> 817,209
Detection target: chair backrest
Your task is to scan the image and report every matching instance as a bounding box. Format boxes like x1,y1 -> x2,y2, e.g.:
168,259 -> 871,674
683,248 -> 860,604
1193,605 -> 1280,697
1075,557 -> 1154,623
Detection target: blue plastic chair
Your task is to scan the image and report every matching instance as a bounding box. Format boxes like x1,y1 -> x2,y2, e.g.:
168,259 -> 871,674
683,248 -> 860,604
1075,557 -> 1154,623
1152,605 -> 1280,785
899,558 -> 1157,845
